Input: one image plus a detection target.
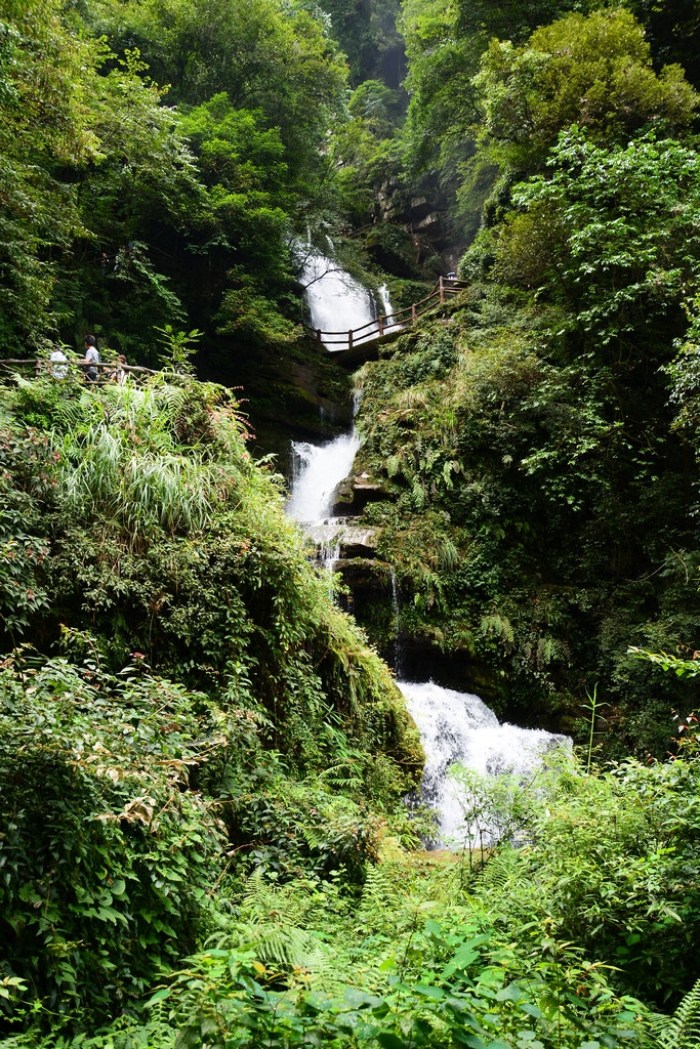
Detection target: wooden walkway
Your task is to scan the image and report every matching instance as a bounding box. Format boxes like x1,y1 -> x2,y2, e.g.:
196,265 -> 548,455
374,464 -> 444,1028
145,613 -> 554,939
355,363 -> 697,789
306,276 -> 467,367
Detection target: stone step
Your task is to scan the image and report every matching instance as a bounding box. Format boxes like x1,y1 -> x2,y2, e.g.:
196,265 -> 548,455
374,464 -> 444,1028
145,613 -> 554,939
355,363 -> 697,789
303,518 -> 379,560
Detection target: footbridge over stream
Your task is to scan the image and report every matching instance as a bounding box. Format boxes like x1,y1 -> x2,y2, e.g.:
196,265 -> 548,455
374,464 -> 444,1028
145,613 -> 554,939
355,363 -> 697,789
305,276 -> 467,368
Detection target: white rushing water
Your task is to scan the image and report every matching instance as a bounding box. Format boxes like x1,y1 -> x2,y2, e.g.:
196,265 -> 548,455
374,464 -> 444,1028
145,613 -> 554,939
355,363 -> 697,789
301,250 -> 377,350
287,433 -> 361,525
378,283 -> 402,337
397,680 -> 570,847
299,247 -> 403,350
287,252 -> 375,527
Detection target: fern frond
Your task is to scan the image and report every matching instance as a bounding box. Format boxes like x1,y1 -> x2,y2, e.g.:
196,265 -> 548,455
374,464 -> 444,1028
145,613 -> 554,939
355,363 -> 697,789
248,924 -> 316,970
356,862 -> 400,929
386,454 -> 402,478
657,978 -> 700,1049
474,845 -> 521,894
480,613 -> 515,647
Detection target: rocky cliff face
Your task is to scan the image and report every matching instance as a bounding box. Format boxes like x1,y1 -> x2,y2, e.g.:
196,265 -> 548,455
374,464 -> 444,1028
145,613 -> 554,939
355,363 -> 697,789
208,333 -> 354,466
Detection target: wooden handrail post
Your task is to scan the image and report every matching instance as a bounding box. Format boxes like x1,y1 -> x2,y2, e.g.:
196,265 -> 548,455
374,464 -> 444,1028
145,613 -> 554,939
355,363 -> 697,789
411,304 -> 417,323
316,328 -> 322,342
378,314 -> 385,336
348,329 -> 353,351
439,275 -> 445,304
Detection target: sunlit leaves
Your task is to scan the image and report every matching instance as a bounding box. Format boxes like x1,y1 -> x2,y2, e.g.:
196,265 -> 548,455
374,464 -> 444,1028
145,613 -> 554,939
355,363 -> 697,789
474,8 -> 697,168
499,131 -> 700,343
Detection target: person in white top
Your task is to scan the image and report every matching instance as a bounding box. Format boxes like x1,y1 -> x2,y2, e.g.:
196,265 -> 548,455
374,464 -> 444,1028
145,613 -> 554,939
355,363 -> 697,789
82,335 -> 100,381
111,354 -> 128,385
49,346 -> 68,379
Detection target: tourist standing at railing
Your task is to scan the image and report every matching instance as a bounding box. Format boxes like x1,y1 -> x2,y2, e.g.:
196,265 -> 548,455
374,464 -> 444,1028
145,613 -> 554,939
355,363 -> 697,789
81,334 -> 100,381
110,353 -> 128,385
49,346 -> 68,379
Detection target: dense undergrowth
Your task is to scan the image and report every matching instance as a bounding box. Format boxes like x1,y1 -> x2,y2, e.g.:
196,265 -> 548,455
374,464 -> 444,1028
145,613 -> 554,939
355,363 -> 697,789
355,282 -> 700,752
2,374 -> 700,1046
4,0 -> 700,1045
351,9 -> 700,756
5,731 -> 700,1047
0,372 -> 422,1032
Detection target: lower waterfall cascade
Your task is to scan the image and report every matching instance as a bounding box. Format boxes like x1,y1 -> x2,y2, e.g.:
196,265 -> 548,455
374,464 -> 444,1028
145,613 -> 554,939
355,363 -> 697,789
397,680 -> 570,847
289,258 -> 569,847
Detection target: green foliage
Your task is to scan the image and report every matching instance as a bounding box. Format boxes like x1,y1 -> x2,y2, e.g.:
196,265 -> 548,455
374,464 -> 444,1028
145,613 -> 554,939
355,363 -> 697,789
319,0 -> 405,88
495,131 -> 700,345
473,9 -> 697,170
0,372 -> 427,1035
0,375 -> 421,788
0,652 -> 227,1026
70,842 -> 655,1049
223,775 -> 383,884
400,0 -> 481,229
472,753 -> 700,1005
88,0 -> 347,195
0,422 -> 53,639
0,0 -> 98,348
0,0 -> 357,376
656,979 -> 700,1049
155,326 -> 202,375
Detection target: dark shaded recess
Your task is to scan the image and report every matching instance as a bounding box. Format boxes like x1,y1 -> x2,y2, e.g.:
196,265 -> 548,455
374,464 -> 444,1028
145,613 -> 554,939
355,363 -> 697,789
456,0 -> 567,41
65,212 -> 356,465
168,242 -> 356,463
627,0 -> 700,87
335,558 -> 396,656
197,334 -> 354,468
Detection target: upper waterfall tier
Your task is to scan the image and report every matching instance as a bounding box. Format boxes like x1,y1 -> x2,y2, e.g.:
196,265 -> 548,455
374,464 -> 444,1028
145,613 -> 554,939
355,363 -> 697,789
300,250 -> 378,350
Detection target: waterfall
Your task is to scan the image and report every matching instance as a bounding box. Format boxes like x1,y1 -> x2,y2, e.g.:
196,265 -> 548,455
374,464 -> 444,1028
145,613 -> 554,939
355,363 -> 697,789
288,249 -> 391,526
378,283 -> 402,337
290,254 -> 568,851
300,249 -> 378,350
397,680 -> 570,847
287,433 -> 361,525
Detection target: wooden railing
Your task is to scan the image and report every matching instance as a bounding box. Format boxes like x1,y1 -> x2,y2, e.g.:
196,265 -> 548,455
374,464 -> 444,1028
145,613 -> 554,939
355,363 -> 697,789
305,276 -> 467,352
0,359 -> 158,384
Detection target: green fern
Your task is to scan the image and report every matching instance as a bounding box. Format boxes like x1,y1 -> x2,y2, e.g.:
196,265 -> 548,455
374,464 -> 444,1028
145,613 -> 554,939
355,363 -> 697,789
536,635 -> 564,668
247,924 -> 317,971
356,861 -> 398,925
386,453 -> 402,478
480,612 -> 515,647
656,978 -> 700,1048
475,845 -> 521,893
411,478 -> 426,509
438,536 -> 459,570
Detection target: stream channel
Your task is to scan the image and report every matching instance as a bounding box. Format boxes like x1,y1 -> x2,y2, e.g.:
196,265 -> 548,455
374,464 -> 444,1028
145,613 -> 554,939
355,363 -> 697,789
290,250 -> 568,847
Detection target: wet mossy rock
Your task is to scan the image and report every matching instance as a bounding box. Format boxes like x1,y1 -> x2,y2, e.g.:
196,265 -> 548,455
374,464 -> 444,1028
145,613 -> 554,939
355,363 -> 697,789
333,471 -> 388,515
211,333 -> 354,462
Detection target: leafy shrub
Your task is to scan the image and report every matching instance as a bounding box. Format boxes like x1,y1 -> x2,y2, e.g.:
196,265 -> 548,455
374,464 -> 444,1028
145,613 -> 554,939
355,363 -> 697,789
222,773 -> 382,883
469,753 -> 700,1006
0,654 -> 227,1028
